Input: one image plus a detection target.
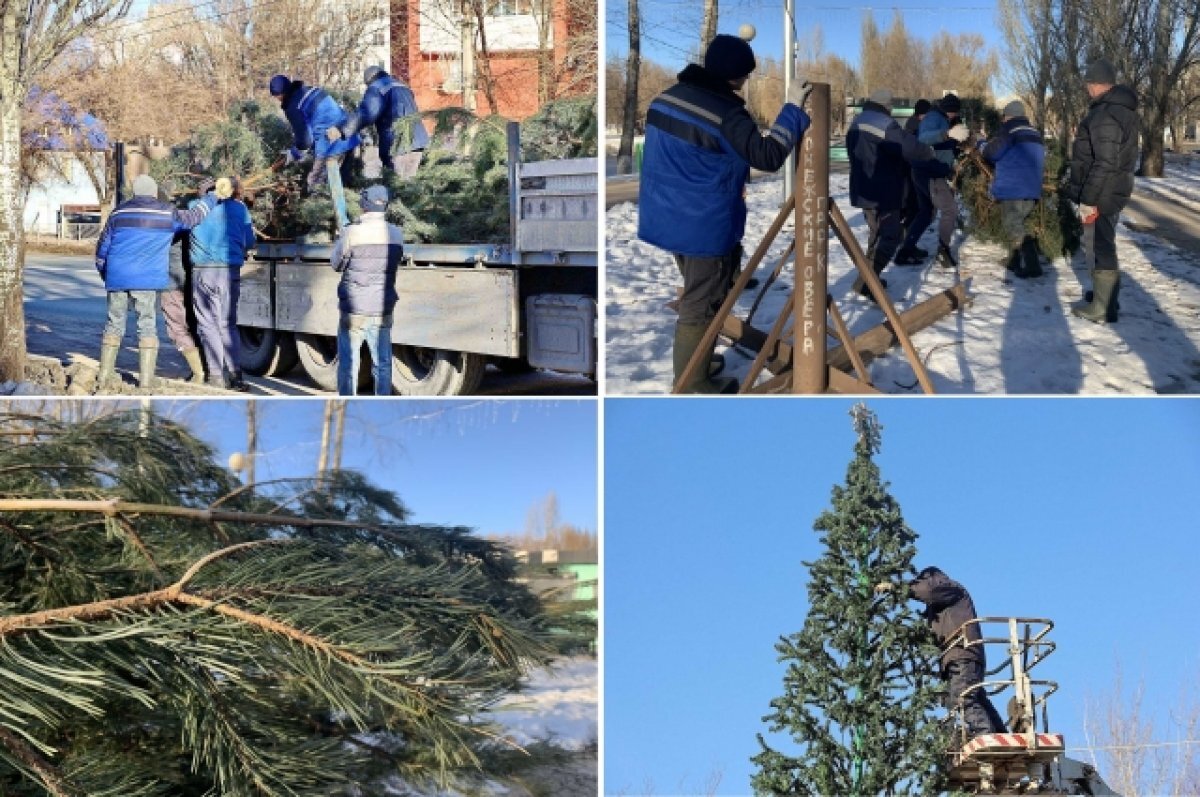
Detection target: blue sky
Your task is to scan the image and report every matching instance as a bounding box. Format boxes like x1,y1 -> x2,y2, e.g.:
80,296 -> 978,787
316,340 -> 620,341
147,399 -> 597,537
606,0 -> 1010,88
604,398 -> 1200,795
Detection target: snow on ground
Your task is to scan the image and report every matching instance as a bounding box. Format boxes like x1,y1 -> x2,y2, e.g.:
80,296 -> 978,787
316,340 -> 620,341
606,160 -> 1200,394
487,655 -> 597,750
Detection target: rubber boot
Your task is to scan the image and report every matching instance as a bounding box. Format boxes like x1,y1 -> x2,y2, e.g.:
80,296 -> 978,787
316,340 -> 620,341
137,338 -> 159,391
1020,237 -> 1043,277
96,335 -> 121,392
1084,272 -> 1121,317
1004,248 -> 1023,277
673,323 -> 737,394
181,348 -> 206,385
1072,270 -> 1119,324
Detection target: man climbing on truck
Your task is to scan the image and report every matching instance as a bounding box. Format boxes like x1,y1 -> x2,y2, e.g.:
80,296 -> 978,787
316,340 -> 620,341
268,74 -> 360,228
877,566 -> 1006,741
338,65 -> 428,177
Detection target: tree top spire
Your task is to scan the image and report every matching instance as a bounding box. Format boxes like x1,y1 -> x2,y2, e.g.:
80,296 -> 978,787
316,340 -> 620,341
850,402 -> 881,455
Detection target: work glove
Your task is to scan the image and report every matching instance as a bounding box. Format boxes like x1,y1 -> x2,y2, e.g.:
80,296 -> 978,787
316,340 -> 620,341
947,123 -> 971,143
325,126 -> 343,142
874,582 -> 895,594
196,177 -> 216,195
1078,203 -> 1098,224
786,80 -> 814,109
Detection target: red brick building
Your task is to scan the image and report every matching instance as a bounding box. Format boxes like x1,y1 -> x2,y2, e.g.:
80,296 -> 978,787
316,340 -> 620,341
390,0 -> 593,120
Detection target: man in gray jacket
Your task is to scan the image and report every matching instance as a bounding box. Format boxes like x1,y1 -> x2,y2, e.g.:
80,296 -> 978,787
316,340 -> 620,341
878,566 -> 1006,740
330,184 -> 403,395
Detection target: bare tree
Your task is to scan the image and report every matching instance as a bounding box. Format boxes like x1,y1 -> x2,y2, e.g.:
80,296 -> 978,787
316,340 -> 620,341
1085,661 -> 1200,796
617,0 -> 641,174
1,0 -> 132,382
928,32 -> 997,101
999,0 -> 1055,128
699,0 -> 717,54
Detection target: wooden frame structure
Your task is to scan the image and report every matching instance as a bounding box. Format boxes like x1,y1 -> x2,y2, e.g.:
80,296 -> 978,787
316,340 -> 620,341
671,83 -> 971,395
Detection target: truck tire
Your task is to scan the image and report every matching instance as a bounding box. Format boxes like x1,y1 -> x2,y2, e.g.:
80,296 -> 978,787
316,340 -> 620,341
295,333 -> 371,393
238,327 -> 298,377
391,346 -> 486,396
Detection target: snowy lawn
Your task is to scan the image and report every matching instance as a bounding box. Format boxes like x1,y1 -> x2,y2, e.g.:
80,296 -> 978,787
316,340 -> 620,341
605,157 -> 1200,394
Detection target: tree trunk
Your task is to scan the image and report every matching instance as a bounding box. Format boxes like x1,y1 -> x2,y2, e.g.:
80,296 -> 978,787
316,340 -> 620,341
246,401 -> 257,490
470,0 -> 500,114
616,0 -> 640,174
0,11 -> 28,382
699,0 -> 717,53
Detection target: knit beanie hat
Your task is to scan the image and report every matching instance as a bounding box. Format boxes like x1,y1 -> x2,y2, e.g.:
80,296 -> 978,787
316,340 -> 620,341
268,74 -> 291,96
704,34 -> 756,81
940,93 -> 961,114
132,174 -> 157,198
1002,100 -> 1026,118
914,98 -> 932,115
1084,58 -> 1117,85
361,184 -> 389,213
215,178 -> 234,200
867,88 -> 893,110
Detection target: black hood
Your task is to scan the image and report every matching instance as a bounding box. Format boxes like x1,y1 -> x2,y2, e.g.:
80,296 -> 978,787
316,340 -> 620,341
1095,84 -> 1138,112
677,63 -> 744,104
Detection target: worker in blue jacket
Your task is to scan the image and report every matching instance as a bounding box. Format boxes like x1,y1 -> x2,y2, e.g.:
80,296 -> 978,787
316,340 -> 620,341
94,174 -> 216,391
982,101 -> 1046,279
340,65 -> 429,173
269,74 -> 360,227
638,33 -> 812,394
190,177 -> 257,391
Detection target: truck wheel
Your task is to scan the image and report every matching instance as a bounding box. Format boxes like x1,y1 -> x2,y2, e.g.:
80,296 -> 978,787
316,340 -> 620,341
295,333 -> 370,393
391,346 -> 485,396
238,327 -> 298,377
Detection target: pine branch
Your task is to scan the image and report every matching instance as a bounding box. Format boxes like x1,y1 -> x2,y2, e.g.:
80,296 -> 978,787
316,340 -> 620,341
0,727 -> 79,797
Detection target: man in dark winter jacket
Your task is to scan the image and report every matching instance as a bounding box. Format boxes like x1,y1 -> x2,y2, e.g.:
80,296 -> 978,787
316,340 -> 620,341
902,94 -> 971,268
877,566 -> 1006,740
341,65 -> 428,175
1067,59 -> 1139,324
330,184 -> 402,395
847,89 -> 945,300
899,98 -> 932,247
982,100 -> 1046,279
638,34 -> 812,393
269,74 -> 361,228
94,174 -> 216,391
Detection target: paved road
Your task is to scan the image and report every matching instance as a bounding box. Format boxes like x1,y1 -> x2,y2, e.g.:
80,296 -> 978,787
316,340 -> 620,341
1123,183 -> 1200,253
22,252 -> 595,396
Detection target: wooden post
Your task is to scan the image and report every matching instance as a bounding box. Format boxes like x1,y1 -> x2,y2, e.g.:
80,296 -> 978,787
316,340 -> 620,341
793,83 -> 830,393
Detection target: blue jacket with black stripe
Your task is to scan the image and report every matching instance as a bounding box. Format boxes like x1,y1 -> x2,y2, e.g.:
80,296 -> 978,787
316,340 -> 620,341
848,101 -> 944,210
344,73 -> 429,155
95,194 -> 217,291
638,64 -> 809,258
281,81 -> 359,160
982,116 -> 1045,201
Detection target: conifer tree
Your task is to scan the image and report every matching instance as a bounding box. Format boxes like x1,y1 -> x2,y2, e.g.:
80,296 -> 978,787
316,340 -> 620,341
751,404 -> 947,796
0,408 -> 557,796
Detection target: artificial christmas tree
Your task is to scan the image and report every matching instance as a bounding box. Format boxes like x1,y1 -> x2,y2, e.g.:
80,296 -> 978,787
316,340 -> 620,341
0,408 -> 556,796
751,404 -> 947,796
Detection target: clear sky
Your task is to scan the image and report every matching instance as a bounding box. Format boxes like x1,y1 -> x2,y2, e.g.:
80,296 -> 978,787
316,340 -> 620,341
144,399 -> 597,537
606,0 -> 1011,89
604,397 -> 1200,795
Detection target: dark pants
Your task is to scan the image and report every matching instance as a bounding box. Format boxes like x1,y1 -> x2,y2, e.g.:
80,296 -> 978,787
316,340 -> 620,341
192,267 -> 242,381
159,288 -> 198,354
999,200 -> 1037,249
1088,211 -> 1121,271
673,247 -> 739,327
946,658 -> 1006,738
863,208 -> 903,271
905,175 -> 956,248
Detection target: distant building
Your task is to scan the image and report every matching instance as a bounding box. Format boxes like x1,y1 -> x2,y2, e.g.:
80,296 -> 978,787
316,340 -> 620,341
390,0 -> 590,119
